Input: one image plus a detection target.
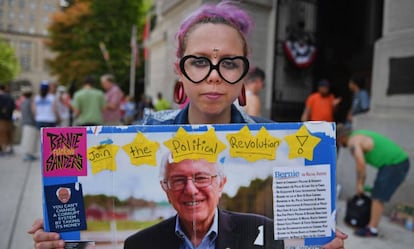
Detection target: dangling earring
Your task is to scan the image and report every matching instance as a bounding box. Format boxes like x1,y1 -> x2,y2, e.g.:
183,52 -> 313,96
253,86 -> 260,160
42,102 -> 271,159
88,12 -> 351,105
238,84 -> 246,106
173,80 -> 187,104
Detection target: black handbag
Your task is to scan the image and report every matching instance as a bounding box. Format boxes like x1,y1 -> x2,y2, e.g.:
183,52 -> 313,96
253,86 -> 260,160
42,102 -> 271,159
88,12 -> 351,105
344,193 -> 372,228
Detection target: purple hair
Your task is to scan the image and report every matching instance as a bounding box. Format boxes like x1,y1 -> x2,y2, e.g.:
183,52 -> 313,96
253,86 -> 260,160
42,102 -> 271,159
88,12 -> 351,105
176,1 -> 254,58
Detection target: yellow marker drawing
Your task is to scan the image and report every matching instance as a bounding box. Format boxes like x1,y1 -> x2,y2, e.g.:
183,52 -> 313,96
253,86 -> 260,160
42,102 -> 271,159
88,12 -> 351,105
226,126 -> 281,162
122,132 -> 160,167
87,144 -> 120,174
164,127 -> 226,163
284,125 -> 321,160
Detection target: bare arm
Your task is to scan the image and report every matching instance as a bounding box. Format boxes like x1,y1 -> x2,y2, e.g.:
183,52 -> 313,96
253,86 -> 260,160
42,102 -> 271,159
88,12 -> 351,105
301,106 -> 310,122
31,99 -> 36,118
245,95 -> 261,116
349,139 -> 366,194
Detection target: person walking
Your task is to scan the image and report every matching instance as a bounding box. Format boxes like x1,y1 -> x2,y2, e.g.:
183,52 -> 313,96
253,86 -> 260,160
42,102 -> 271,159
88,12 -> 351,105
337,125 -> 410,237
72,75 -> 105,126
55,85 -> 71,127
154,92 -> 171,111
32,81 -> 59,129
20,86 -> 39,161
301,79 -> 341,122
347,76 -> 370,124
244,67 -> 265,116
100,74 -> 123,125
0,84 -> 16,155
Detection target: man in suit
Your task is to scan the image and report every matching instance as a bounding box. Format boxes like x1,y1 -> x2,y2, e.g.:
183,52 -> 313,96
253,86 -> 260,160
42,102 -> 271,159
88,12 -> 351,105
124,158 -> 284,249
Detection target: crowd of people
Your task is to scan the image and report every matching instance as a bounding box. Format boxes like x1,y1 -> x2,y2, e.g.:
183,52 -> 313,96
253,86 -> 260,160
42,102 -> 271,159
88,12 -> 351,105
2,73 -> 175,160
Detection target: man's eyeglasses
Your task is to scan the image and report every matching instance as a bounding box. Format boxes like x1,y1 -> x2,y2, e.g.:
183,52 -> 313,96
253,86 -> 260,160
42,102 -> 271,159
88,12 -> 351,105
163,174 -> 218,191
179,55 -> 249,84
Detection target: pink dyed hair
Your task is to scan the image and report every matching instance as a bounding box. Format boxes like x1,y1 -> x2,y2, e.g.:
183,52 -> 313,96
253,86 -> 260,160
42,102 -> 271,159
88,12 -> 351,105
175,1 -> 254,59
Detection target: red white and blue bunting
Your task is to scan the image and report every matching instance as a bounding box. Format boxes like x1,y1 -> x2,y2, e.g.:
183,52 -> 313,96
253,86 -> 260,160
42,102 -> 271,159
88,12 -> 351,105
283,40 -> 317,69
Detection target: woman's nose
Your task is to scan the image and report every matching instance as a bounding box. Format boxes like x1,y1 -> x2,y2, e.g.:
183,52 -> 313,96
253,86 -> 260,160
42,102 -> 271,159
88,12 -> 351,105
206,68 -> 222,84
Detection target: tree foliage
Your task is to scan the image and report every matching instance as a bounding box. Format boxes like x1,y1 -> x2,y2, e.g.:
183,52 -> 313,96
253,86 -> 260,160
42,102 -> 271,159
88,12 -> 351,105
46,0 -> 150,91
0,39 -> 20,83
220,176 -> 274,218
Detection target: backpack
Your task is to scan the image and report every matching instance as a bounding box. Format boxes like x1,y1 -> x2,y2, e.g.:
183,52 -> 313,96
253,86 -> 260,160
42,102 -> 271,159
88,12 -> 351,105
344,193 -> 372,228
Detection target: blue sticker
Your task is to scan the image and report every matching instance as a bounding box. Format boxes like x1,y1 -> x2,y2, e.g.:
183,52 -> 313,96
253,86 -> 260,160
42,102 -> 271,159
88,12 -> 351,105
44,182 -> 87,233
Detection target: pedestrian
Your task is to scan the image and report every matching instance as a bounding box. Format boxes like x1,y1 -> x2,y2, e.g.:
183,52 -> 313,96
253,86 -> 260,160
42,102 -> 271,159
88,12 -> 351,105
28,1 -> 347,249
71,75 -> 105,126
121,95 -> 136,125
135,94 -> 154,121
346,76 -> 370,124
32,81 -> 59,129
100,74 -> 123,125
0,84 -> 16,155
20,86 -> 39,161
337,124 -> 410,237
55,85 -> 71,127
243,66 -> 265,116
301,79 -> 341,122
154,92 -> 171,111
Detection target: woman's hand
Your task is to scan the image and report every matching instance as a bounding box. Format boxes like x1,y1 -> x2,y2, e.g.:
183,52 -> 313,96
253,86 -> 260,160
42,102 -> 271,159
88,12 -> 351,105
28,219 -> 65,249
322,229 -> 348,249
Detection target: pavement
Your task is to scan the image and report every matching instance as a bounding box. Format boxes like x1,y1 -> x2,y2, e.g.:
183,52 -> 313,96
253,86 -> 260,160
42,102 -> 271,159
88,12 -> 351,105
1,145 -> 413,249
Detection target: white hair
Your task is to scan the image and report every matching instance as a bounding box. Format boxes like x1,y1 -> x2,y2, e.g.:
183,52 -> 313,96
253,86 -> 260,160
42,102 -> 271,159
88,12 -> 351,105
56,187 -> 71,198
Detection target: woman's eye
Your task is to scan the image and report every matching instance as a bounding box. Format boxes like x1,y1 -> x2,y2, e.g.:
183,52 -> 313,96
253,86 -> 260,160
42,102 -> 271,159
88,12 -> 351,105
190,58 -> 209,67
221,59 -> 239,69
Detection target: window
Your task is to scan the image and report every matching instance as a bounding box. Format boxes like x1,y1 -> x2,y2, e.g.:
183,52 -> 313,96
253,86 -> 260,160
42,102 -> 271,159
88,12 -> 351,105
387,56 -> 414,95
19,40 -> 32,72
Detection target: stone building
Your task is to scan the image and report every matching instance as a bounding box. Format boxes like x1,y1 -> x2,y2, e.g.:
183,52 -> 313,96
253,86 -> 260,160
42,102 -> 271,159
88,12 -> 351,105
0,0 -> 59,92
146,0 -> 413,211
337,0 -> 414,213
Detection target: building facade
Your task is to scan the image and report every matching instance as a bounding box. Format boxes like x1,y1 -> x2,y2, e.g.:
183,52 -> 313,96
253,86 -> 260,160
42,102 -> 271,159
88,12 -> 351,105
337,0 -> 414,213
0,0 -> 58,92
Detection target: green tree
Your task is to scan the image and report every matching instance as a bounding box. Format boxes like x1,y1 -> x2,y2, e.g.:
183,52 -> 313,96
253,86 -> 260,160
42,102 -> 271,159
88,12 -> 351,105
46,0 -> 150,91
0,39 -> 20,83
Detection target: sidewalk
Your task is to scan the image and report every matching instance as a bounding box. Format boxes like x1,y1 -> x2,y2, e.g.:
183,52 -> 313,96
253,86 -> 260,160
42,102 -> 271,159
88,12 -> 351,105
0,145 -> 43,249
1,145 -> 413,249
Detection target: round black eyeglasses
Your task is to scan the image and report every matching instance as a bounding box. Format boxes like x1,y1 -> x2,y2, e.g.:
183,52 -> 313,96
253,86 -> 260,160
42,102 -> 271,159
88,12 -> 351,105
179,55 -> 250,84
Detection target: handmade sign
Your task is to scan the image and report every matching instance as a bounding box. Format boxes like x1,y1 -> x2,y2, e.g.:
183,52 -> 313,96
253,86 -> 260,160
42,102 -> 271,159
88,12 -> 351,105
41,122 -> 337,249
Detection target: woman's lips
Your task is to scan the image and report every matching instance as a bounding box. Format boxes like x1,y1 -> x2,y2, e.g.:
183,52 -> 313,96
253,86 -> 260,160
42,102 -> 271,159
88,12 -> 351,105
202,92 -> 223,100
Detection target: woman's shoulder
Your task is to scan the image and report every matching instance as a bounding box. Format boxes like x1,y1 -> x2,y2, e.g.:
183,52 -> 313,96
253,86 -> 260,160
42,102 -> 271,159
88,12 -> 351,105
137,108 -> 182,125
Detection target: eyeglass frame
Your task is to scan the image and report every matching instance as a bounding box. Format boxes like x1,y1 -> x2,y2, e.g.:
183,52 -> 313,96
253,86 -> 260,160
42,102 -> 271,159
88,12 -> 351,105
179,55 -> 250,84
162,174 -> 218,191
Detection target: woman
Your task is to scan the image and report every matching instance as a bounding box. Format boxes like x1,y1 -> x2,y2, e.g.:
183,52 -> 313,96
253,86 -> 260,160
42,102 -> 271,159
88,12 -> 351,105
20,86 -> 39,161
29,2 -> 346,249
32,81 -> 59,129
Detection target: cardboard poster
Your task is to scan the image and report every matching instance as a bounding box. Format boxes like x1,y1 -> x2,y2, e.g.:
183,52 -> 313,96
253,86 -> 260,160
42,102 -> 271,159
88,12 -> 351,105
41,123 -> 337,249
